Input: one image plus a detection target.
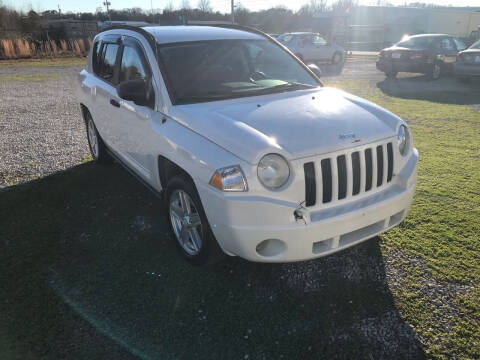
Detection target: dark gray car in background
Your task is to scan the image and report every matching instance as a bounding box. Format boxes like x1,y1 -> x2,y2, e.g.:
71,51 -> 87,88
454,40 -> 480,81
376,34 -> 467,80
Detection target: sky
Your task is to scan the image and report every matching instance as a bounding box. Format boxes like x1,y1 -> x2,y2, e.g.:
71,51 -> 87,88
3,0 -> 480,15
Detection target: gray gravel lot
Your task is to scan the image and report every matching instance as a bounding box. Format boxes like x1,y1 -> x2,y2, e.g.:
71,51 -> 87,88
0,64 -> 88,188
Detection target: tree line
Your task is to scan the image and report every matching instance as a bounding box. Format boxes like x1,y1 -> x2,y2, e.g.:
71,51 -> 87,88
0,0 -> 455,39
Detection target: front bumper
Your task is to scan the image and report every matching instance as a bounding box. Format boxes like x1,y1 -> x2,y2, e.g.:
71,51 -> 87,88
198,149 -> 418,263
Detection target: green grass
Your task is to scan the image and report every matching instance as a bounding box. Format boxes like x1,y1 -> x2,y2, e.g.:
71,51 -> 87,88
0,57 -> 86,68
324,78 -> 480,359
0,73 -> 60,82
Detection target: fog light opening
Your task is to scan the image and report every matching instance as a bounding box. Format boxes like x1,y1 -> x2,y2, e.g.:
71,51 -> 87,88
255,239 -> 286,257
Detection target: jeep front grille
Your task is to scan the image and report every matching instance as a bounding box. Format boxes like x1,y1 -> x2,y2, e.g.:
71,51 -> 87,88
304,141 -> 394,207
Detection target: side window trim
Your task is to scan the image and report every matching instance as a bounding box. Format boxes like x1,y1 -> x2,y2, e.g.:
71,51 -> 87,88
93,34 -> 122,87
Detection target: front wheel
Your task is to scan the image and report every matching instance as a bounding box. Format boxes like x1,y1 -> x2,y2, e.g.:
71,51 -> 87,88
164,175 -> 224,265
86,115 -> 112,164
429,62 -> 442,80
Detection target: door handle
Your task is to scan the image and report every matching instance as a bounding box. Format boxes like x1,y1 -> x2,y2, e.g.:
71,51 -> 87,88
110,99 -> 120,108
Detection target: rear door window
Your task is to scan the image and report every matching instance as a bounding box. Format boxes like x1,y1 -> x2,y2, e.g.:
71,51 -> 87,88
453,38 -> 466,51
312,35 -> 327,46
440,38 -> 455,51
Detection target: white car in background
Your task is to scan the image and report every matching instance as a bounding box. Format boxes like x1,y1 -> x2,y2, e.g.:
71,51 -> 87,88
277,32 -> 345,64
78,24 -> 417,265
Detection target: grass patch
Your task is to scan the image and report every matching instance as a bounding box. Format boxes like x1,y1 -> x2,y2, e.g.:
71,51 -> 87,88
0,73 -> 60,82
324,77 -> 480,359
0,57 -> 86,68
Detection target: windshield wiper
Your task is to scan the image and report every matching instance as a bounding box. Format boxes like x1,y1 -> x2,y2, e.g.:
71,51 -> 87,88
251,82 -> 317,95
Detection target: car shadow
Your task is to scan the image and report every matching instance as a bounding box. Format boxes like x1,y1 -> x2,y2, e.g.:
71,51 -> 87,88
0,163 -> 426,359
377,74 -> 480,105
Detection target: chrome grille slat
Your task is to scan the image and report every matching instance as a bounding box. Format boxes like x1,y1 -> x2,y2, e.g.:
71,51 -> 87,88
304,141 -> 395,207
382,144 -> 389,186
345,152 -> 354,200
331,156 -> 339,203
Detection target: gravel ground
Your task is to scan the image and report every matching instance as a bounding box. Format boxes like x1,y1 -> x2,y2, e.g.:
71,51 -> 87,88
0,64 -> 89,188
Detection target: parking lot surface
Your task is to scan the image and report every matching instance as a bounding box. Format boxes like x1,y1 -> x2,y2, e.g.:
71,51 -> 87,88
1,58 -> 479,359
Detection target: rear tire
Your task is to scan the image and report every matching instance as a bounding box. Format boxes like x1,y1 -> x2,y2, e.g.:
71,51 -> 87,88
332,51 -> 343,64
164,175 -> 225,265
85,113 -> 113,164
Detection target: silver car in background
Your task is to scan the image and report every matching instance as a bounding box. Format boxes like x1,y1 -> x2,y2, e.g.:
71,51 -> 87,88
277,32 -> 345,64
454,40 -> 480,81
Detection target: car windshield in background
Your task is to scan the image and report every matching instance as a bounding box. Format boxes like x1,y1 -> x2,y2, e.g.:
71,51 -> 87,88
471,40 -> 480,49
157,39 -> 320,104
396,36 -> 436,49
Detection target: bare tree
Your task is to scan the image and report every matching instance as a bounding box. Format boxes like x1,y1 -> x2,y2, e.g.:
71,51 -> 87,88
163,1 -> 174,12
197,0 -> 212,12
180,0 -> 191,10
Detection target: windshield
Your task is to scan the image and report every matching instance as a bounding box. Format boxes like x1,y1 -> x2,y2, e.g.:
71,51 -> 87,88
157,39 -> 320,104
471,40 -> 480,49
396,36 -> 436,49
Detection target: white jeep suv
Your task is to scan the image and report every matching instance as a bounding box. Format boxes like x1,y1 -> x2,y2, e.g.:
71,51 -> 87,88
78,25 -> 418,264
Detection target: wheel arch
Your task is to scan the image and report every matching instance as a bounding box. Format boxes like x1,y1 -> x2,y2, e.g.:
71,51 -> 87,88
80,103 -> 90,124
157,155 -> 197,192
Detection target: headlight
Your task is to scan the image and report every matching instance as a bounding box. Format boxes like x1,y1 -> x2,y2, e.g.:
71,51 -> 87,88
257,154 -> 290,189
209,165 -> 248,192
397,125 -> 409,156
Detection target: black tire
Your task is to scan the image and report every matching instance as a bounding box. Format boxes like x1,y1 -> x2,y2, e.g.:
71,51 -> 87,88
164,175 -> 225,265
85,113 -> 113,164
429,62 -> 442,80
332,51 -> 343,64
385,70 -> 397,79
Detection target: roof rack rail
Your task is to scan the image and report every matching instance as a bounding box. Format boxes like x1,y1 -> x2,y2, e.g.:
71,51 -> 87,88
185,21 -> 275,41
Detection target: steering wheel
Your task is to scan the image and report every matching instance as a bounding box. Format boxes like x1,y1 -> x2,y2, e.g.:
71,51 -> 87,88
249,71 -> 268,81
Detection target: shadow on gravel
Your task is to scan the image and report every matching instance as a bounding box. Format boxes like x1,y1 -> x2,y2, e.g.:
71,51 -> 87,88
0,163 -> 426,359
377,75 -> 480,105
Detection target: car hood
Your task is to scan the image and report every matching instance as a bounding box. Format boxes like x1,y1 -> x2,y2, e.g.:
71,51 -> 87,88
171,87 -> 402,164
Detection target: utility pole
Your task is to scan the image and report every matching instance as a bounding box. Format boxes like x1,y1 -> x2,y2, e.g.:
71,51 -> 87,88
57,4 -> 61,15
103,1 -> 111,21
231,0 -> 234,23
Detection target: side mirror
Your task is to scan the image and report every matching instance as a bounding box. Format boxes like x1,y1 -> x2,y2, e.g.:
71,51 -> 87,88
307,63 -> 322,78
117,79 -> 149,106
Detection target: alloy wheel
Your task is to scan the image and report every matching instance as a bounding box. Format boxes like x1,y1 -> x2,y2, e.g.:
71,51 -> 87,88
169,190 -> 203,256
432,63 -> 441,79
87,119 -> 99,159
333,53 -> 342,64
